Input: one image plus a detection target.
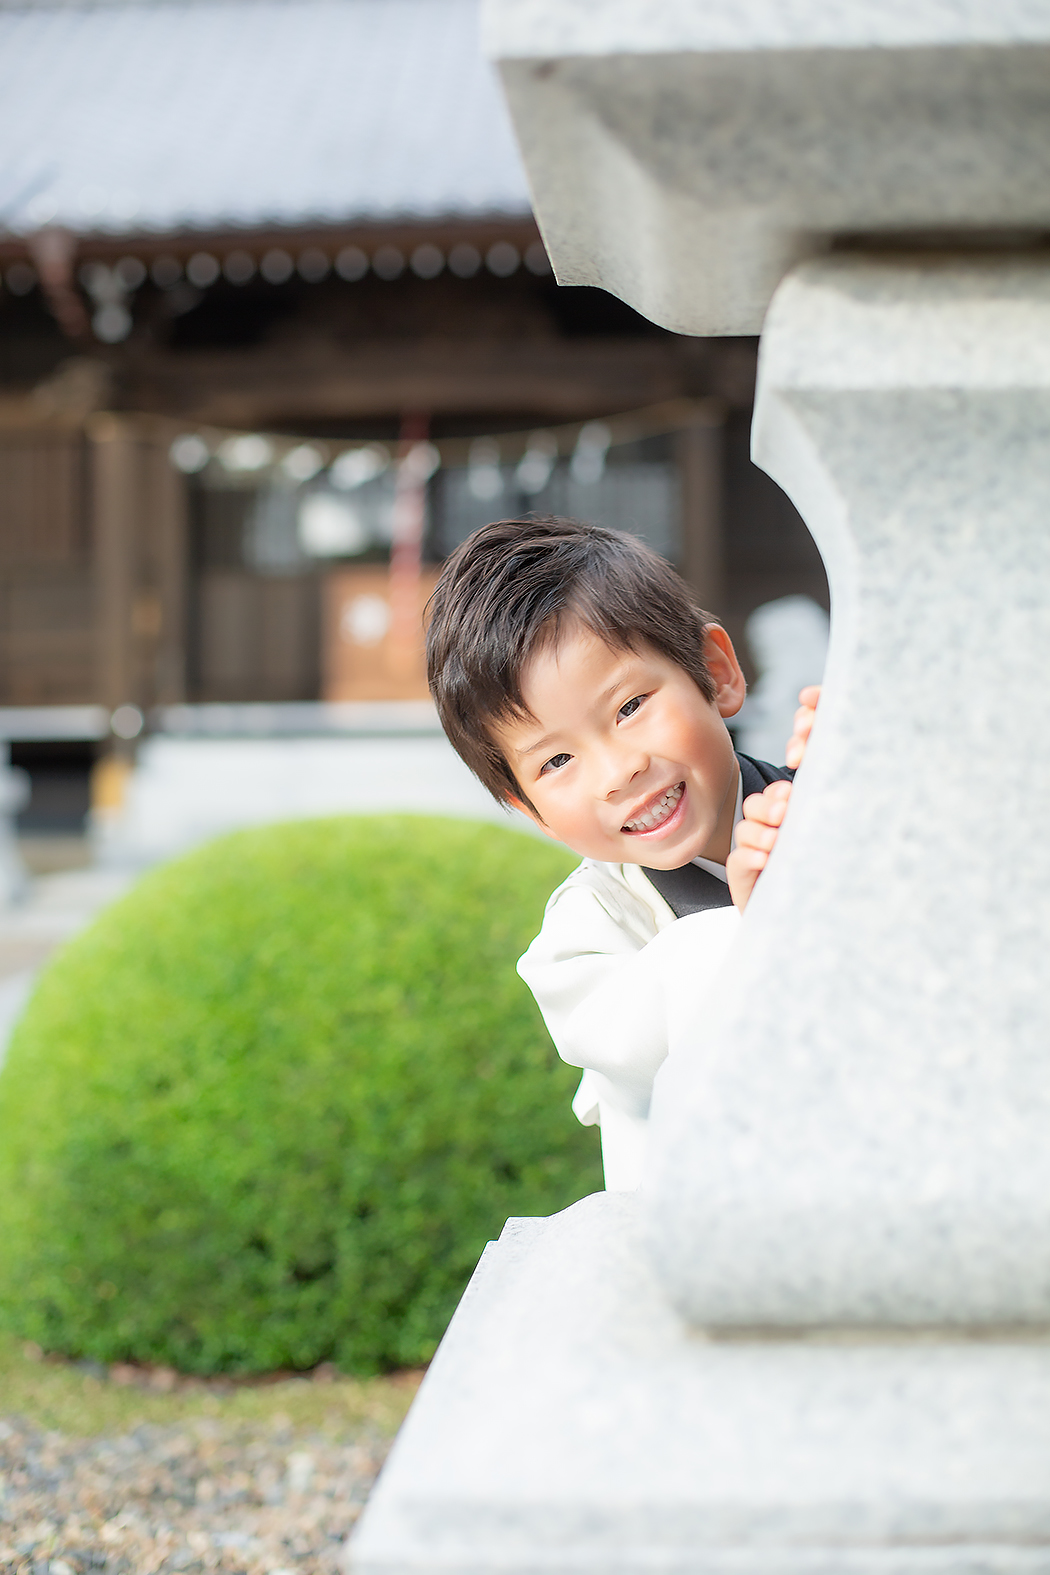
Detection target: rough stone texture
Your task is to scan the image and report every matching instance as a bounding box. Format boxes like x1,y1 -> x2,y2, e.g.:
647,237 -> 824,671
350,1193 -> 1050,1574
487,1 -> 1050,57
484,0 -> 1050,333
645,252 -> 1050,1328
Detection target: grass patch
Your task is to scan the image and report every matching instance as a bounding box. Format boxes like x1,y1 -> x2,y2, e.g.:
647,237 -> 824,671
0,1331 -> 421,1440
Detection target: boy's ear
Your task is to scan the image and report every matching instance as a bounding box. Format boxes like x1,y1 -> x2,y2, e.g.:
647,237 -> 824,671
702,625 -> 748,719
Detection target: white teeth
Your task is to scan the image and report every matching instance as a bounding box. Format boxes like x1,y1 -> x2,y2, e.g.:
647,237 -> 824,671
624,782 -> 683,832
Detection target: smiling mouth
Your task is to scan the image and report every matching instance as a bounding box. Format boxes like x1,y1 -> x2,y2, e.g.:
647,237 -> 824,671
622,782 -> 684,833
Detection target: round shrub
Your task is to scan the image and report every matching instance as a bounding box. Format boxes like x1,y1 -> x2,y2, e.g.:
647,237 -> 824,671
0,815 -> 598,1374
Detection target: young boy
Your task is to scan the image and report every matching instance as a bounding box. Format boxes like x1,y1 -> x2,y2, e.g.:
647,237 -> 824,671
426,516 -> 813,1190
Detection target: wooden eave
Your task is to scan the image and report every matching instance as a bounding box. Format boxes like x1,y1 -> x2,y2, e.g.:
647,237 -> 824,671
0,214 -> 541,267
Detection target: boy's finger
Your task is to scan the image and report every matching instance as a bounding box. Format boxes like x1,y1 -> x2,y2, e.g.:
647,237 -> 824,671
742,782 -> 790,823
785,723 -> 811,768
744,780 -> 791,804
784,689 -> 820,770
727,846 -> 768,879
735,821 -> 778,853
740,805 -> 786,835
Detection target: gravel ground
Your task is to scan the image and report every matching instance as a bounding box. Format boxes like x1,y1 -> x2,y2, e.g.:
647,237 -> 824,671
0,1411 -> 392,1575
0,1411 -> 389,1574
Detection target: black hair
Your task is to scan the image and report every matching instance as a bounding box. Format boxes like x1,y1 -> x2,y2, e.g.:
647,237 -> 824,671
426,515 -> 717,809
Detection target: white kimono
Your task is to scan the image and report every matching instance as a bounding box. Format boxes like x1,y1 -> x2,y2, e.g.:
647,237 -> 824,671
517,856 -> 741,1191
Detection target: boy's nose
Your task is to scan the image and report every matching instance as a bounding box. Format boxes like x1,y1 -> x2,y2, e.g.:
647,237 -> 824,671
597,741 -> 649,798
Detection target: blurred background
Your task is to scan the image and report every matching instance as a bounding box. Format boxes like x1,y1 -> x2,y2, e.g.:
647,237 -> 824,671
0,0 -> 828,879
0,11 -> 834,1556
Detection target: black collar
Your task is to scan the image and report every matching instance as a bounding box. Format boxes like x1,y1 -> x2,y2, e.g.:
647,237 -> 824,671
640,752 -> 794,920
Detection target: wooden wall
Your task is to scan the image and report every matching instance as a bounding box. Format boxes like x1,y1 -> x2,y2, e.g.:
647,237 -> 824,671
0,409 -> 827,710
0,417 -> 323,710
0,429 -> 94,703
0,416 -> 188,710
192,571 -> 320,702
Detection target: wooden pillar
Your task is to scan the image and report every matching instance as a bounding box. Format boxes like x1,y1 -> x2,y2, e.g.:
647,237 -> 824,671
89,414 -> 139,712
150,432 -> 188,704
388,411 -> 430,681
677,405 -> 726,619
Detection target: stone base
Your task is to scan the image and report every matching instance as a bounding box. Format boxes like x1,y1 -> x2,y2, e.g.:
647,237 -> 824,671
349,1194 -> 1050,1574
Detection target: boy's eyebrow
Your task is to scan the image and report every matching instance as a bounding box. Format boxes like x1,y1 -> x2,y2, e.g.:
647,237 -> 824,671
598,665 -> 637,704
516,730 -> 560,760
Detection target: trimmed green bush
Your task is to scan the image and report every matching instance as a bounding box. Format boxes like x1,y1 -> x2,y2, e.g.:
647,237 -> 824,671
0,815 -> 598,1374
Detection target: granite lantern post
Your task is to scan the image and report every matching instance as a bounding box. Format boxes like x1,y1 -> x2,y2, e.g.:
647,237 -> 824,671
351,7 -> 1050,1571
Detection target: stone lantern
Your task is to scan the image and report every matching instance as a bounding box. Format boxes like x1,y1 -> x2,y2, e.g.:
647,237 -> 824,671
351,7 -> 1050,1570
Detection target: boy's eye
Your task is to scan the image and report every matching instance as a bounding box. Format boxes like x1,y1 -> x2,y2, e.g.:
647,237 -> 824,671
617,695 -> 646,721
540,753 -> 572,775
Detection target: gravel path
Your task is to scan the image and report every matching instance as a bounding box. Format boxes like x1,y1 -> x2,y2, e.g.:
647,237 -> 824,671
0,1410 -> 390,1574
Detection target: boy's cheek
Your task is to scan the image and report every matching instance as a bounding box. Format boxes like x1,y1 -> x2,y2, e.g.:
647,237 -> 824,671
506,793 -> 569,844
509,798 -> 556,837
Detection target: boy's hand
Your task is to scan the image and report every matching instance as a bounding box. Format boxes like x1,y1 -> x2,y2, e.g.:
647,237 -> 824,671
727,780 -> 792,912
726,685 -> 820,911
785,684 -> 820,769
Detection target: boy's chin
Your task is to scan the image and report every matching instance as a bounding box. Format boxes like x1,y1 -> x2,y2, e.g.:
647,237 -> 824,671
618,835 -> 704,870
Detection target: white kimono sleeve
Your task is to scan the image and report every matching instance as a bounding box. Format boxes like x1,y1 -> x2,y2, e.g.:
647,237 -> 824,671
517,870 -> 740,1189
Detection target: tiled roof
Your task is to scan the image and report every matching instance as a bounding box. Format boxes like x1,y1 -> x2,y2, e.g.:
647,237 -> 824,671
0,0 -> 531,237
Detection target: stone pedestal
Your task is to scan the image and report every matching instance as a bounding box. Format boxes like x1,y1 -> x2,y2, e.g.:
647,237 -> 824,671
648,252 -> 1050,1329
350,7 -> 1050,1571
351,1197 -> 1050,1574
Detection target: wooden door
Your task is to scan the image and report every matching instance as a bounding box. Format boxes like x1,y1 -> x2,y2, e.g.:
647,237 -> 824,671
322,567 -> 439,702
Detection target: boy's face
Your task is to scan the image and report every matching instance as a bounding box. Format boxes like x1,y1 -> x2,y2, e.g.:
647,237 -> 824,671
495,623 -> 747,869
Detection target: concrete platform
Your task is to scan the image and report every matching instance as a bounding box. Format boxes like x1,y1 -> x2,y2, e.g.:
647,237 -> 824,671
349,1193 -> 1050,1574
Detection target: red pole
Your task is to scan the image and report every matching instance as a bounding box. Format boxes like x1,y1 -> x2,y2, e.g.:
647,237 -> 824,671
29,227 -> 90,341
